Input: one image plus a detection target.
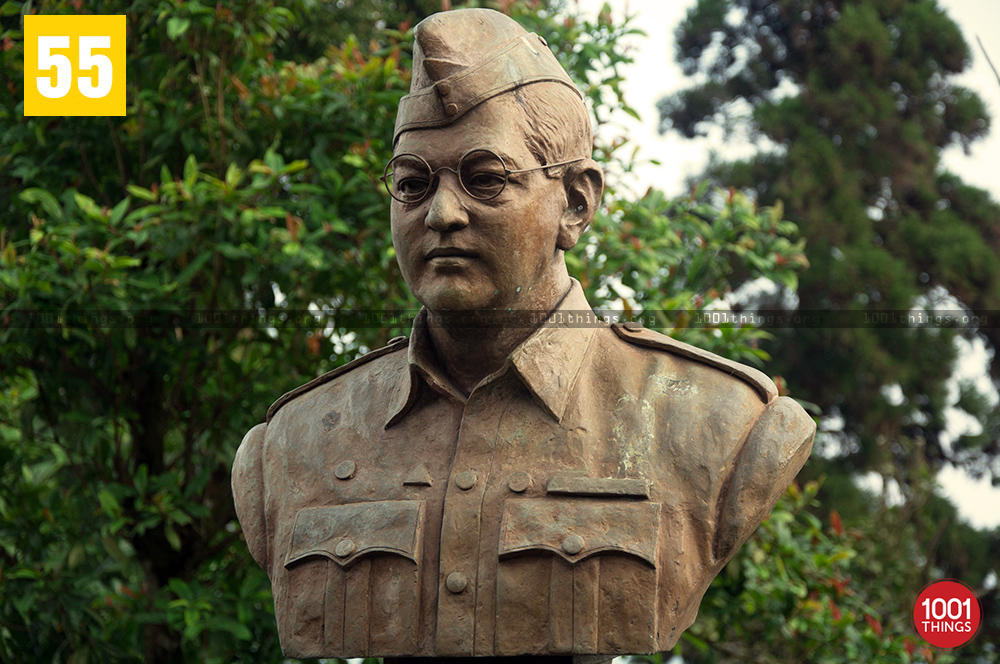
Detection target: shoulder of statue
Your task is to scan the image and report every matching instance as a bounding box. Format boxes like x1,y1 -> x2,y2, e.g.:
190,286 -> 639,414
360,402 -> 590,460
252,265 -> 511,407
610,322 -> 777,404
266,335 -> 410,423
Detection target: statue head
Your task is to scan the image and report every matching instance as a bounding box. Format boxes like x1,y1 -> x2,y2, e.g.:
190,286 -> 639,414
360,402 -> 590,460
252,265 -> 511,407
387,9 -> 604,314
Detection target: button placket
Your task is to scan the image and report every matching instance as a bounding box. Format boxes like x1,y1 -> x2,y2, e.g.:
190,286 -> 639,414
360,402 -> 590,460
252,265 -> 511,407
435,388 -> 501,655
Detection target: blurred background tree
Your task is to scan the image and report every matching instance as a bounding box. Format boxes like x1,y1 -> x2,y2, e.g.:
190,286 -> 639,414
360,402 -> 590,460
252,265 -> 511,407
659,0 -> 1000,660
1,0 -> 993,663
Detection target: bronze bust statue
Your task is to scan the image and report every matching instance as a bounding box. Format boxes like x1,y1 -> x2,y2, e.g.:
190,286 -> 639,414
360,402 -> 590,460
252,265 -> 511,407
232,8 -> 815,662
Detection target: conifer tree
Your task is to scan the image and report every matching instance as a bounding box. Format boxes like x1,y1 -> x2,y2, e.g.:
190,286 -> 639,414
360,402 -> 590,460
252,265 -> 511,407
661,0 -> 1000,488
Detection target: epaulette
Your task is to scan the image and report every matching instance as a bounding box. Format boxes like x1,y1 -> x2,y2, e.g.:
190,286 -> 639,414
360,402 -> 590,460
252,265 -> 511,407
611,322 -> 777,404
266,335 -> 410,423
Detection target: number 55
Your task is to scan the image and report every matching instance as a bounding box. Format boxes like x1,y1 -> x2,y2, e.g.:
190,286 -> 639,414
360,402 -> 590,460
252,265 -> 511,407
36,35 -> 113,99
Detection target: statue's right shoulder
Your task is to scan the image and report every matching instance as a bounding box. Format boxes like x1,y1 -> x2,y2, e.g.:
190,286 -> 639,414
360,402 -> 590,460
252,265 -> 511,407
266,335 -> 410,423
233,422 -> 268,569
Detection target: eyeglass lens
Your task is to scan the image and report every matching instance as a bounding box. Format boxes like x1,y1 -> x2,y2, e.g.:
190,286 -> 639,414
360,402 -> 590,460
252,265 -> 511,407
384,149 -> 508,203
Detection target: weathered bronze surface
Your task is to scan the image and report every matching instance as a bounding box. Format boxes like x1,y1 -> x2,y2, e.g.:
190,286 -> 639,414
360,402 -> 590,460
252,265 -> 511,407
232,7 -> 816,661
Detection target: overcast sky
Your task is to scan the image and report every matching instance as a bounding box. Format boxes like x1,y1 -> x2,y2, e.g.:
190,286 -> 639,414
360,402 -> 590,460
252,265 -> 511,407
574,0 -> 1000,529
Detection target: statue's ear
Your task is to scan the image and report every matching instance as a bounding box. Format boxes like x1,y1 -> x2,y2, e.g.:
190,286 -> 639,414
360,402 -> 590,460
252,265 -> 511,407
557,159 -> 604,251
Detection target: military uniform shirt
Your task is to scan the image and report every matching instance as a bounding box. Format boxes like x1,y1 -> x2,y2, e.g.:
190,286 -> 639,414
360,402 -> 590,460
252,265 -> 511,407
232,282 -> 815,659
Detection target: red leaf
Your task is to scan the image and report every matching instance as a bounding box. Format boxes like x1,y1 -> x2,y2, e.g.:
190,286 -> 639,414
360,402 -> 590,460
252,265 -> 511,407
865,613 -> 883,637
286,213 -> 299,242
830,575 -> 849,597
306,334 -> 321,356
830,510 -> 844,536
829,599 -> 842,621
904,638 -> 916,657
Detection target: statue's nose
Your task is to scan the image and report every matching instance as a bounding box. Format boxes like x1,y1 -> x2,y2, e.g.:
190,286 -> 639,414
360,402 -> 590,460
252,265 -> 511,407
424,172 -> 470,232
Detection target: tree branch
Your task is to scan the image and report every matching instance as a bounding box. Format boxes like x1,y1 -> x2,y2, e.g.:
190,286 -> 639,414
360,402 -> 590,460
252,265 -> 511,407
978,36 -> 1000,90
106,117 -> 128,194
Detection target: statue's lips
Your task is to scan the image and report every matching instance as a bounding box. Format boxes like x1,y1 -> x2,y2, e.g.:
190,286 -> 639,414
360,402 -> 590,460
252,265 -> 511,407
425,247 -> 479,262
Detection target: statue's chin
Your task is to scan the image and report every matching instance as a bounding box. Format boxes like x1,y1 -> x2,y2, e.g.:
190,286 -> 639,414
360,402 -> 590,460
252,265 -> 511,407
414,281 -> 500,315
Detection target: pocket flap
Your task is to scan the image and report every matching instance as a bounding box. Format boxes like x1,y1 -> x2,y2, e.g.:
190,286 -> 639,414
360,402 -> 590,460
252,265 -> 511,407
546,474 -> 650,498
499,499 -> 659,566
285,500 -> 423,568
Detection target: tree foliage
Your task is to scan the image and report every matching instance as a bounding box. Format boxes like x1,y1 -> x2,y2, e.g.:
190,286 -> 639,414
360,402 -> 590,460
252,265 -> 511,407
661,0 -> 1000,477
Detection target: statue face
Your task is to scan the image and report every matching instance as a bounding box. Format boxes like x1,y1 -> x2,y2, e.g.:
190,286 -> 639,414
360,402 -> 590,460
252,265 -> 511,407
390,99 -> 569,314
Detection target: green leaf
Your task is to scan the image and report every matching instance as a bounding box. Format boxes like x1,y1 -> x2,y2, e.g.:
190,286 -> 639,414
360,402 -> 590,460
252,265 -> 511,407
97,489 -> 122,519
183,154 -> 198,191
225,163 -> 243,189
109,197 -> 130,225
166,17 -> 191,40
126,185 -> 156,202
109,256 -> 142,269
164,522 -> 182,551
214,617 -> 252,640
682,631 -> 710,654
342,154 -> 365,168
67,544 -> 86,569
777,270 -> 798,291
19,188 -> 63,220
173,250 -> 212,287
0,2 -> 23,17
6,566 -> 43,580
216,243 -> 250,260
73,192 -> 104,220
283,159 -> 309,174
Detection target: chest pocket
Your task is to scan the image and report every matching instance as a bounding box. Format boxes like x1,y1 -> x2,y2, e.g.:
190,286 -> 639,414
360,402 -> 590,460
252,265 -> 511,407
278,500 -> 423,658
286,500 -> 423,567
495,499 -> 660,656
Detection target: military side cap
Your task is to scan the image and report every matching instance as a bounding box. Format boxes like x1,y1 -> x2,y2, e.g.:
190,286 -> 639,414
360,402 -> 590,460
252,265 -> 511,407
393,8 -> 583,147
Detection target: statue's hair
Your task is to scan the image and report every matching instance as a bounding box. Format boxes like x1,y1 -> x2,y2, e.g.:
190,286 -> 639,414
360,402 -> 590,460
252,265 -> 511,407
512,82 -> 593,176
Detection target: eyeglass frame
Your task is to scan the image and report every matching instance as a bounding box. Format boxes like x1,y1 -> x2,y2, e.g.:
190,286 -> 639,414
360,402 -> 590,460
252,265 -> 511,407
379,148 -> 586,204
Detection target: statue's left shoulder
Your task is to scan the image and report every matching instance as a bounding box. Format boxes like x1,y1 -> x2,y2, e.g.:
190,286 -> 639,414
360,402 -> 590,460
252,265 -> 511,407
713,394 -> 816,563
610,321 -> 815,565
610,322 -> 777,404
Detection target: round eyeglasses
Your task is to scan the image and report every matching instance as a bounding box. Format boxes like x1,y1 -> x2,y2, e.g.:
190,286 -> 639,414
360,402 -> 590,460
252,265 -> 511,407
380,148 -> 585,204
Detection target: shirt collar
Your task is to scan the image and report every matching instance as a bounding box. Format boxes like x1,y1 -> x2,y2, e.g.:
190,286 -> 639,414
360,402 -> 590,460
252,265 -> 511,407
385,279 -> 599,428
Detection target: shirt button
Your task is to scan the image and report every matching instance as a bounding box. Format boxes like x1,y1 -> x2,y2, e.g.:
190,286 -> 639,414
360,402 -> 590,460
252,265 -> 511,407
334,539 -> 356,558
455,470 -> 477,490
445,102 -> 459,116
334,460 -> 356,480
507,471 -> 530,493
562,534 -> 585,555
446,571 -> 468,594
437,81 -> 451,96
